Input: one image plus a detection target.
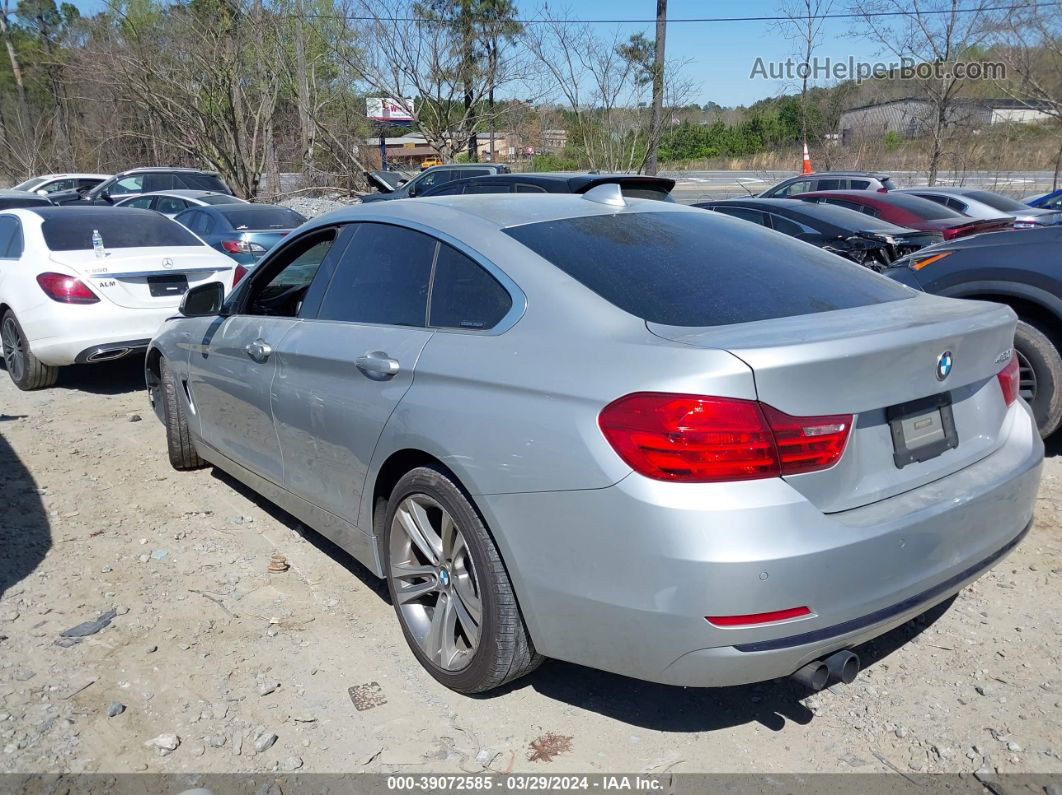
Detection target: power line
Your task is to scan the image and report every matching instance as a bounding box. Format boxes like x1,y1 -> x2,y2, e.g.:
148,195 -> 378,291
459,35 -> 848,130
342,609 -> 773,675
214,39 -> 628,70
292,1 -> 1062,25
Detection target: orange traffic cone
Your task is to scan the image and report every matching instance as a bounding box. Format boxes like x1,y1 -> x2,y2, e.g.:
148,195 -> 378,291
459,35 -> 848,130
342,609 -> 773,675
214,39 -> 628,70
801,141 -> 813,175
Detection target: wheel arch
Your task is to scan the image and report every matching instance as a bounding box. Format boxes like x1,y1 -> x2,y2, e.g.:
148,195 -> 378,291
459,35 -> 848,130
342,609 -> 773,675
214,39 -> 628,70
943,285 -> 1062,342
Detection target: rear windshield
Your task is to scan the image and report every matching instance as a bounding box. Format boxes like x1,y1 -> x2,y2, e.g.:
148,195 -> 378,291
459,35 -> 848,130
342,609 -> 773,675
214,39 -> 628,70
880,177 -> 897,190
12,177 -> 46,191
218,206 -> 306,230
963,190 -> 1027,212
41,212 -> 202,250
883,194 -> 961,220
619,186 -> 673,202
199,194 -> 243,205
503,211 -> 911,327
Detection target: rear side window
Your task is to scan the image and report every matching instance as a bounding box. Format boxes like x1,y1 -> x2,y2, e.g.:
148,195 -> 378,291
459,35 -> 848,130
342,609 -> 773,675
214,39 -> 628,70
143,174 -> 176,192
516,184 -> 547,193
317,223 -> 434,326
429,245 -> 512,329
41,212 -> 202,250
0,216 -> 20,258
883,194 -> 961,220
815,178 -> 843,191
849,179 -> 870,190
503,211 -> 910,327
465,183 -> 510,194
178,173 -> 231,193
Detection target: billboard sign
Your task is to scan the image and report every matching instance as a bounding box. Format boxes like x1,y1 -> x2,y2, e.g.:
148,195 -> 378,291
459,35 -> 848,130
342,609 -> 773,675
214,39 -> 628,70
367,97 -> 414,123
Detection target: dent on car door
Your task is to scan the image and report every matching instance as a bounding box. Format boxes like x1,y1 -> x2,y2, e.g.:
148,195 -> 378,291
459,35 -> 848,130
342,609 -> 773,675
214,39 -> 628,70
271,222 -> 437,532
184,225 -> 345,483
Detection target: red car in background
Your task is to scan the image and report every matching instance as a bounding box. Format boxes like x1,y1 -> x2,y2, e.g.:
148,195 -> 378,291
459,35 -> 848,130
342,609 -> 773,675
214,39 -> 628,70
790,190 -> 1014,240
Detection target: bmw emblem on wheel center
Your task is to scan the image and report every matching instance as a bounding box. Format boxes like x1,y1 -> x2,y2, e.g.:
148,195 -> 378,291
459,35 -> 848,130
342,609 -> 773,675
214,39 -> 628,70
936,351 -> 953,381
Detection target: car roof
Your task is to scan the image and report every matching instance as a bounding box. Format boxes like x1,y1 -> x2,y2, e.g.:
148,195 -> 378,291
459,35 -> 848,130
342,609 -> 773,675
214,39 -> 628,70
306,192 -> 697,234
31,173 -> 110,180
18,206 -> 170,220
785,171 -> 890,179
116,167 -> 222,176
428,172 -> 676,193
133,190 -> 232,199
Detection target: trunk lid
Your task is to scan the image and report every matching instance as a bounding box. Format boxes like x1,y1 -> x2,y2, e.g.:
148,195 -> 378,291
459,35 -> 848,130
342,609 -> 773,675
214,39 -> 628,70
648,293 -> 1017,512
50,247 -> 233,309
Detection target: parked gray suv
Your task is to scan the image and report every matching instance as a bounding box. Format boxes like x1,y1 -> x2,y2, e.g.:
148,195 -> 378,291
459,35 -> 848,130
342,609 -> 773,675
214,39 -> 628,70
146,189 -> 1041,694
759,171 -> 895,197
361,163 -> 511,202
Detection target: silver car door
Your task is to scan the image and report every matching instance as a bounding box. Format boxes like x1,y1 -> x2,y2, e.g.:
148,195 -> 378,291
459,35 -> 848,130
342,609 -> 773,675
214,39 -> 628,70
271,222 -> 437,527
186,226 -> 342,484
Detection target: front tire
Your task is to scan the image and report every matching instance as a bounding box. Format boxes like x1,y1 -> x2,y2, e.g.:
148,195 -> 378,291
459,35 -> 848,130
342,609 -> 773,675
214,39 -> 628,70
160,356 -> 205,470
1014,319 -> 1062,438
1,310 -> 58,391
383,466 -> 542,693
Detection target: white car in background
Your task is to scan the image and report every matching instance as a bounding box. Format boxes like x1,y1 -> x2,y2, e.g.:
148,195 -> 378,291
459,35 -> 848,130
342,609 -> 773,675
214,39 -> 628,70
12,173 -> 110,196
115,189 -> 248,217
0,207 -> 236,390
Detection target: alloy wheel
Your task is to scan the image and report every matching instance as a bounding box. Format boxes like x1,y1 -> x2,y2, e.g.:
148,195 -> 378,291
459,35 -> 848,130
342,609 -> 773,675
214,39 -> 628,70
1,317 -> 25,383
389,495 -> 482,671
1015,348 -> 1037,402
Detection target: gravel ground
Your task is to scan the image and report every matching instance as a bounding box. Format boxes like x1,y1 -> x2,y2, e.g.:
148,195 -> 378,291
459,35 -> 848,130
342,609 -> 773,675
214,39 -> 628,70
279,195 -> 362,219
0,357 -> 1060,775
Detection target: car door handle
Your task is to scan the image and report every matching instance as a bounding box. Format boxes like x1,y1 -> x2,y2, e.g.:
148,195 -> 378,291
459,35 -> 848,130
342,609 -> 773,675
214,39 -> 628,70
245,338 -> 273,363
355,351 -> 400,380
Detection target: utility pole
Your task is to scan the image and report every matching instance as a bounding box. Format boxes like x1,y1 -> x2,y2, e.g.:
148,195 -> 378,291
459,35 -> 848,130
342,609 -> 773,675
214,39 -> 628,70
645,0 -> 667,175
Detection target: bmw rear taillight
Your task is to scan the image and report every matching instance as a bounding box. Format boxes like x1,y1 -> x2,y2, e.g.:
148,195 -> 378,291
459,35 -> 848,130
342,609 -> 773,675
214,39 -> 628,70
221,240 -> 267,255
997,355 -> 1019,407
598,392 -> 853,483
233,264 -> 248,285
36,272 -> 99,304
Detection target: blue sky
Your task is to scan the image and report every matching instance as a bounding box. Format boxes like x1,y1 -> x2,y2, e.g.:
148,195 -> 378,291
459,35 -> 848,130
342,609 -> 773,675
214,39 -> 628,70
66,0 -> 885,106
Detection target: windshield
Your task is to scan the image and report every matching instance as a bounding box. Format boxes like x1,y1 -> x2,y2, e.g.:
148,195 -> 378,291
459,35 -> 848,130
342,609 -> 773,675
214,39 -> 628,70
504,211 -> 911,327
963,191 -> 1028,212
41,211 -> 203,250
218,206 -> 306,230
12,177 -> 47,191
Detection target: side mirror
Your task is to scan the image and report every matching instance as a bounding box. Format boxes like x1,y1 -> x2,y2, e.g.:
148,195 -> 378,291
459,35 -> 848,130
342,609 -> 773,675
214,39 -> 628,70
180,281 -> 225,317
35,189 -> 49,196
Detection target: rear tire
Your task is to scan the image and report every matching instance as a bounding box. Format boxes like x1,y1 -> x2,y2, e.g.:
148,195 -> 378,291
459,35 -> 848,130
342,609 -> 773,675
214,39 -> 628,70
160,356 -> 205,470
1014,319 -> 1062,438
383,466 -> 543,693
1,310 -> 58,391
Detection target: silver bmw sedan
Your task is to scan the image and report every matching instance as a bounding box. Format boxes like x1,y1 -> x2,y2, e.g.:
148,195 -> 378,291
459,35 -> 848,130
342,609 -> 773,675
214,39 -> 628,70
146,187 -> 1042,694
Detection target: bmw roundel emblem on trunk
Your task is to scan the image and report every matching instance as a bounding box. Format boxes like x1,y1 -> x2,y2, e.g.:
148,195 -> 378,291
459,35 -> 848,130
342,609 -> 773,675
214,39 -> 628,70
936,351 -> 953,381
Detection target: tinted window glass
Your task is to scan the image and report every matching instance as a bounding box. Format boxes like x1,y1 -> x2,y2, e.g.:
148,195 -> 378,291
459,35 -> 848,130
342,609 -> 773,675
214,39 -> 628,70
218,206 -> 306,230
503,212 -> 910,327
429,245 -> 512,330
768,214 -> 808,236
620,186 -> 672,201
415,170 -> 453,192
849,179 -> 870,189
815,179 -> 843,191
246,231 -> 336,317
318,224 -> 435,326
176,210 -> 205,232
40,178 -> 74,193
964,190 -> 1027,212
516,184 -> 547,193
714,206 -> 768,225
0,216 -> 17,258
113,175 -> 144,193
178,173 -> 231,193
881,194 -> 961,219
782,201 -> 901,231
41,211 -> 202,250
156,197 -> 188,214
820,198 -> 866,213
465,183 -> 510,194
200,194 -> 242,205
143,174 -> 177,192
123,196 -> 155,209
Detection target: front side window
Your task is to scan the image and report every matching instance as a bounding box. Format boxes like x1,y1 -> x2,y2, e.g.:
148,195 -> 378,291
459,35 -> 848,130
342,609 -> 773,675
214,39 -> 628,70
244,230 -> 337,317
774,179 -> 811,197
317,223 -> 434,326
113,175 -> 145,193
41,178 -> 75,193
504,211 -> 910,327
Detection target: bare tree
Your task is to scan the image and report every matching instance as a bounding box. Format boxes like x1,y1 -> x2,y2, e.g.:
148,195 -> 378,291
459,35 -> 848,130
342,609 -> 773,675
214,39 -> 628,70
850,0 -> 997,185
774,0 -> 835,150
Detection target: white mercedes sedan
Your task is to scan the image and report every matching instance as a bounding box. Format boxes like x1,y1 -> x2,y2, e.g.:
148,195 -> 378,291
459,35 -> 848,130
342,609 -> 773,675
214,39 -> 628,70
0,206 -> 236,389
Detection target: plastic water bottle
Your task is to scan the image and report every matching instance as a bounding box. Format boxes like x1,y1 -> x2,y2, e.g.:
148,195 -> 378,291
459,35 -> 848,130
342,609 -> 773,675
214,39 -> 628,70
92,229 -> 104,258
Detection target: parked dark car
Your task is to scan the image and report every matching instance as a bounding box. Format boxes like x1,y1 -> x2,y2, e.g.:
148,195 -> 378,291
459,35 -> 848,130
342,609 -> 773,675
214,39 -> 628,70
419,172 -> 675,201
697,198 -> 941,270
175,204 -> 306,269
49,167 -> 234,206
758,171 -> 895,198
792,190 -> 1014,240
0,190 -> 53,210
887,226 -> 1062,436
361,164 -> 511,202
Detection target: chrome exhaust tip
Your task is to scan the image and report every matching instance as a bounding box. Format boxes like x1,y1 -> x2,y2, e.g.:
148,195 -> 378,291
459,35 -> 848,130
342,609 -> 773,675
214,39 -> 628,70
87,347 -> 130,362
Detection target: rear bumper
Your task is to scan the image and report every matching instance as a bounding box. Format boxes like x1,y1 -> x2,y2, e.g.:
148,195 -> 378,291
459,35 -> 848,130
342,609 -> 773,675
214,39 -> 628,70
20,303 -> 177,366
478,401 -> 1042,687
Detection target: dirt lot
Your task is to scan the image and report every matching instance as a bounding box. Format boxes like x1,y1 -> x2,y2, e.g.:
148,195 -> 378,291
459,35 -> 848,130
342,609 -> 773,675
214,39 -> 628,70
1,358 -> 1060,776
